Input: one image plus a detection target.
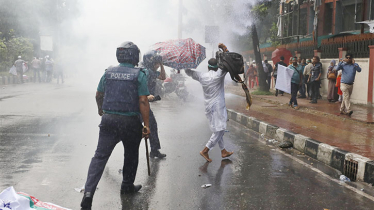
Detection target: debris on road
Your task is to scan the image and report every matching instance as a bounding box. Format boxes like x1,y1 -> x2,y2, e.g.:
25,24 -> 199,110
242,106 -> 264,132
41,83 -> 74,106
201,184 -> 212,189
75,186 -> 98,193
267,139 -> 278,144
279,141 -> 293,148
0,186 -> 71,210
74,186 -> 84,193
339,175 -> 351,182
297,154 -> 306,157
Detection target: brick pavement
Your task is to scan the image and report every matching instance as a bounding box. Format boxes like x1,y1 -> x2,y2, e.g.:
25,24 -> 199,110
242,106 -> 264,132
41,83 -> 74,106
225,90 -> 374,160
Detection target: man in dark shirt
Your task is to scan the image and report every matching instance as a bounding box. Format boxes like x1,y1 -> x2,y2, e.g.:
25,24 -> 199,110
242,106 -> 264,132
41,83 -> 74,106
308,56 -> 322,103
264,60 -> 273,90
298,57 -> 307,98
142,50 -> 167,158
274,56 -> 287,96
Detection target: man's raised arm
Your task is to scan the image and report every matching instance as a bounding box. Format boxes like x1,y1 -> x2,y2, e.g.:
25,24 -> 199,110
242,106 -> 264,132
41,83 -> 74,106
185,69 -> 201,81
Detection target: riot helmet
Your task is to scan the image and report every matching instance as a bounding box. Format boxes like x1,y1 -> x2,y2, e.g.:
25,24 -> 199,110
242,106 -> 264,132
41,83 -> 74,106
116,41 -> 140,66
143,50 -> 162,70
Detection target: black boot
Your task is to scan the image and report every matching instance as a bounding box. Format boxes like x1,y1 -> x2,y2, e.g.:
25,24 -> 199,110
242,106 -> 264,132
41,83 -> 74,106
120,184 -> 142,194
81,192 -> 93,210
150,150 -> 166,158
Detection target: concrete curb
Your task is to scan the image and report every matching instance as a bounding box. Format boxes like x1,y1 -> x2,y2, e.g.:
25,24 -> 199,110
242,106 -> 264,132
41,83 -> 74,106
227,109 -> 374,184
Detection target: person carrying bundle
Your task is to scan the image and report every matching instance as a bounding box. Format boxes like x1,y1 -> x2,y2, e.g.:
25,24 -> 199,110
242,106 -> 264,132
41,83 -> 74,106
185,58 -> 234,162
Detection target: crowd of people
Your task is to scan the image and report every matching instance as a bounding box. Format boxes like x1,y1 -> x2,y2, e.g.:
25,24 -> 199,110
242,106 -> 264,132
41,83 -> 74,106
12,55 -> 64,84
245,53 -> 361,116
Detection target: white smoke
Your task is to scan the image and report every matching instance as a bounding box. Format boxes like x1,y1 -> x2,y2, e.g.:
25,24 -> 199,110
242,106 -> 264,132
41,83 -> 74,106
66,0 -> 268,86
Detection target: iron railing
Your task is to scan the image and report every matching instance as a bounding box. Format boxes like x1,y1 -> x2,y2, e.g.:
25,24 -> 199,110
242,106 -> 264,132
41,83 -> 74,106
321,33 -> 374,58
243,34 -> 374,60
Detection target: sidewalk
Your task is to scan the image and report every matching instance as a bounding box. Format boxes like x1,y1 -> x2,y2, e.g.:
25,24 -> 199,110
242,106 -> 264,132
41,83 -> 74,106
225,86 -> 374,160
224,86 -> 374,183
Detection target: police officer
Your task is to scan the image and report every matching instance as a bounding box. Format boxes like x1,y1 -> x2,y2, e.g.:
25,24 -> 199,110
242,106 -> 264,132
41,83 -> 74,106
81,42 -> 151,210
14,56 -> 25,83
142,50 -> 166,158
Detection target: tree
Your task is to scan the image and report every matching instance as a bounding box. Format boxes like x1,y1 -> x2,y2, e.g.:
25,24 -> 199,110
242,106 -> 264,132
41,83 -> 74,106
269,22 -> 281,47
0,0 -> 79,71
251,24 -> 269,92
249,1 -> 278,92
231,0 -> 281,52
0,32 -> 33,72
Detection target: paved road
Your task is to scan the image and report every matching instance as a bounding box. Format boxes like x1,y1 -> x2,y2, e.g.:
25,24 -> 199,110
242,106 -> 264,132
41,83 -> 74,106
1,81 -> 374,209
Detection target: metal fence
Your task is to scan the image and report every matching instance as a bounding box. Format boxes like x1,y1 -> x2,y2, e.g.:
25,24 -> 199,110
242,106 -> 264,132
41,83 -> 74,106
321,33 -> 374,59
243,34 -> 374,61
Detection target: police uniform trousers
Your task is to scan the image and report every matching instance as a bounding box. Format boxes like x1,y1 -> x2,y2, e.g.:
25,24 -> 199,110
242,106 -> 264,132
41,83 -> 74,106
84,114 -> 142,194
149,109 -> 161,151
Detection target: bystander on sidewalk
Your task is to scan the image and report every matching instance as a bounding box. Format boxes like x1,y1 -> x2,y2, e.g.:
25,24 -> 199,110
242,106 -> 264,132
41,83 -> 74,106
225,85 -> 374,160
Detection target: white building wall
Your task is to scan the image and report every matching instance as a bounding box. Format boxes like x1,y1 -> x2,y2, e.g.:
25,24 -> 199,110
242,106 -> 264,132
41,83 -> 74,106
321,58 -> 369,105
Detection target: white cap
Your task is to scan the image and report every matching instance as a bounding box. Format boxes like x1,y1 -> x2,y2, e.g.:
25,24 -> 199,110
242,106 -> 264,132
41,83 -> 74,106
18,56 -> 21,59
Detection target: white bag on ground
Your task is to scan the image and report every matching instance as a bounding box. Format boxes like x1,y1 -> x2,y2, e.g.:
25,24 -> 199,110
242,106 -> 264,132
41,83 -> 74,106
0,186 -> 71,210
9,66 -> 17,76
275,65 -> 294,94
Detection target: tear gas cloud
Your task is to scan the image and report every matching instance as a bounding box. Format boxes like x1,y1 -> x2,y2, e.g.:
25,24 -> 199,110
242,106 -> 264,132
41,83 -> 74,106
67,0 -> 267,86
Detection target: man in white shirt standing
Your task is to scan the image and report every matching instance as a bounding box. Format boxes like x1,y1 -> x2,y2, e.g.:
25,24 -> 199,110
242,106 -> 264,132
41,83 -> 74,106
185,58 -> 234,162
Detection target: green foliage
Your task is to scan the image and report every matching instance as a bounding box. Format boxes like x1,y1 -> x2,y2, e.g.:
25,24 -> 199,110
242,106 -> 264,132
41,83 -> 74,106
231,1 -> 281,52
270,22 -> 281,47
0,34 -> 33,72
0,0 -> 79,71
251,3 -> 270,21
0,0 -> 79,40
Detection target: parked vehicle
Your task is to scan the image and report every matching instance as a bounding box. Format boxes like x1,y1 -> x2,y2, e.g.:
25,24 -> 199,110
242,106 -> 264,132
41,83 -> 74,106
163,69 -> 189,101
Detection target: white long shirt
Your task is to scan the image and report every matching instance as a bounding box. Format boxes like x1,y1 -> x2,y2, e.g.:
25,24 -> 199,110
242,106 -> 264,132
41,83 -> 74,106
185,69 -> 227,132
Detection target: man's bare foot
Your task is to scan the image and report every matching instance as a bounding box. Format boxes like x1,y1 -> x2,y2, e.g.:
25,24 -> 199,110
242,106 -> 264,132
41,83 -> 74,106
200,147 -> 212,162
221,149 -> 234,158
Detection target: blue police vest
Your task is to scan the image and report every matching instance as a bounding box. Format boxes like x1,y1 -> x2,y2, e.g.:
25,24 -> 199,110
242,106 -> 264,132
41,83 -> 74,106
147,69 -> 158,95
102,66 -> 140,113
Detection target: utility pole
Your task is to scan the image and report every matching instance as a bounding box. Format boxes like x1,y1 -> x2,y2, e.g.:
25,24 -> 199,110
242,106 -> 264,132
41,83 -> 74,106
251,24 -> 268,92
178,0 -> 183,39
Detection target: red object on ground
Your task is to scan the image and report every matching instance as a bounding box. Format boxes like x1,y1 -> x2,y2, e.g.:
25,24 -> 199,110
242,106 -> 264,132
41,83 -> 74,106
271,48 -> 293,65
